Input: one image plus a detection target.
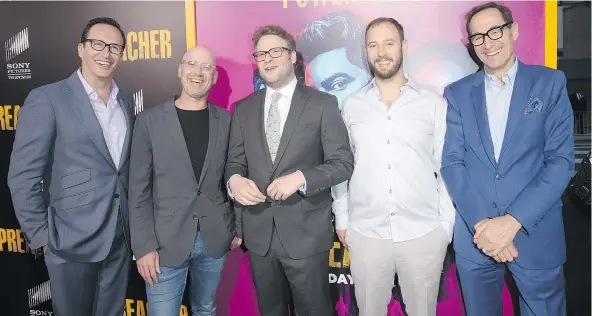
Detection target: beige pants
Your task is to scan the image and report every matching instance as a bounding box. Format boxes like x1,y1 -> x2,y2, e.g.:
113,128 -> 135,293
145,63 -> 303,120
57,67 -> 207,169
347,225 -> 449,316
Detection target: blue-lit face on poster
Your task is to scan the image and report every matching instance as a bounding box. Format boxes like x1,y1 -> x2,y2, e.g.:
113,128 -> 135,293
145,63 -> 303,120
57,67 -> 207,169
297,11 -> 371,110
308,47 -> 370,110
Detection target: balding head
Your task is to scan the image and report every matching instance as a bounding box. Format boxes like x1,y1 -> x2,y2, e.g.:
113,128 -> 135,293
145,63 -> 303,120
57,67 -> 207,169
181,45 -> 216,67
178,45 -> 218,100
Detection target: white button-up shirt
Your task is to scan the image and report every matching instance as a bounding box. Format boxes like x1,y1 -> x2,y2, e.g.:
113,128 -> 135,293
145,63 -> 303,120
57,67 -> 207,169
485,56 -> 518,162
332,76 -> 455,242
77,69 -> 127,168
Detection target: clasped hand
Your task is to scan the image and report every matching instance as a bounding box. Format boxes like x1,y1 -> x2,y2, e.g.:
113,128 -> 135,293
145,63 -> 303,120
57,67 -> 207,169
473,214 -> 522,263
228,171 -> 305,206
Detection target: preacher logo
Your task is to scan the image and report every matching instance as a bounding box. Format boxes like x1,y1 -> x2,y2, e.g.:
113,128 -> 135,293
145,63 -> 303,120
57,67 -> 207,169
122,29 -> 172,62
133,89 -> 144,115
29,280 -> 51,308
0,104 -> 20,131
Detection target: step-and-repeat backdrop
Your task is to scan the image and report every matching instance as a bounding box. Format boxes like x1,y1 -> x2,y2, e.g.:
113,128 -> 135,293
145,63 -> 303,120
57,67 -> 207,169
0,1 -> 553,315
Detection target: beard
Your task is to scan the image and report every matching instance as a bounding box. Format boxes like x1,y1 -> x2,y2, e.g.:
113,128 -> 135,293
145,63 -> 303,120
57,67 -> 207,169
369,55 -> 402,80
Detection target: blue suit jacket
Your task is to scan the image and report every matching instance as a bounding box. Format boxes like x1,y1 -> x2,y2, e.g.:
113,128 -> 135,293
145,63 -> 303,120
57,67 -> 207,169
441,61 -> 574,269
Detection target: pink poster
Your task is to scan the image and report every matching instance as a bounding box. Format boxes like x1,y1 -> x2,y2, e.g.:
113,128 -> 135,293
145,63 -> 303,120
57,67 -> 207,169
194,1 -> 546,315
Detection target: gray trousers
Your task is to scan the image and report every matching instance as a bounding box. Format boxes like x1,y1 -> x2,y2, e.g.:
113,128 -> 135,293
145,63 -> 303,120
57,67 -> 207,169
44,214 -> 131,316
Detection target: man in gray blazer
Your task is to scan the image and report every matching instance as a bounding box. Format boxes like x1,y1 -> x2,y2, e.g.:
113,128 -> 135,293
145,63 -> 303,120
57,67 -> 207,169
7,18 -> 133,316
226,25 -> 354,316
129,45 -> 237,316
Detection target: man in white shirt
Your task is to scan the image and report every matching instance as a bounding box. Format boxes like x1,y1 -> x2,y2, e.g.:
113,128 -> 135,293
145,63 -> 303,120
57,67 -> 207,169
332,17 -> 455,316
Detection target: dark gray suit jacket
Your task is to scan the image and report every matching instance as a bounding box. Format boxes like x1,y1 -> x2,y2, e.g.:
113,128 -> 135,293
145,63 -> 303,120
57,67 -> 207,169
129,99 -> 234,267
225,84 -> 354,259
7,71 -> 134,262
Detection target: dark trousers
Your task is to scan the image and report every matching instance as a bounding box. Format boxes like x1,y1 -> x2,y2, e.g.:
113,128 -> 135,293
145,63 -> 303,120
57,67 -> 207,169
249,226 -> 331,316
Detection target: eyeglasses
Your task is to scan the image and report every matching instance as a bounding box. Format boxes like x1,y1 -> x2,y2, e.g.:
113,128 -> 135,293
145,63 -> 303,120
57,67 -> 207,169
252,47 -> 291,62
82,39 -> 124,55
468,22 -> 513,46
181,60 -> 215,73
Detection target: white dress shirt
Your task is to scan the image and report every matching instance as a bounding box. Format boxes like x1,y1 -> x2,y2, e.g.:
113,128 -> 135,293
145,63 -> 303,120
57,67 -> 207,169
485,56 -> 518,162
77,69 -> 127,168
332,76 -> 455,243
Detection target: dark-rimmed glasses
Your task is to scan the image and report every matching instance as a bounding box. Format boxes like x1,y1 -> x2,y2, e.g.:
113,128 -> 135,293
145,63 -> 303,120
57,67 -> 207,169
81,39 -> 124,55
468,22 -> 513,46
252,47 -> 291,62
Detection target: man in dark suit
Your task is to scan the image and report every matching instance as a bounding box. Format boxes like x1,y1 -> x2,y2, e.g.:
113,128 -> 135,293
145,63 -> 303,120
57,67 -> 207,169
129,45 -> 237,315
225,25 -> 354,316
7,17 -> 134,316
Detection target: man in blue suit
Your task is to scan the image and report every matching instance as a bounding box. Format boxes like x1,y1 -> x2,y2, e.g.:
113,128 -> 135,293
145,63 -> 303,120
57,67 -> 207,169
441,2 -> 574,316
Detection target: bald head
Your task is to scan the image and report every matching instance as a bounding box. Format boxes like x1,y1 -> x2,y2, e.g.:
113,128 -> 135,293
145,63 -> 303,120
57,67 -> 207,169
178,45 -> 218,100
181,45 -> 216,67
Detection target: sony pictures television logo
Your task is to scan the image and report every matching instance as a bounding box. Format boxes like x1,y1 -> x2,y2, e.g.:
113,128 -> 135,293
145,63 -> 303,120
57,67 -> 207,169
5,27 -> 32,80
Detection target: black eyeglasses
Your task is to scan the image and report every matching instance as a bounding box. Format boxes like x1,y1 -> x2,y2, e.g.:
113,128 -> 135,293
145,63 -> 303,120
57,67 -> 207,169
468,22 -> 513,46
81,39 -> 124,55
252,47 -> 291,62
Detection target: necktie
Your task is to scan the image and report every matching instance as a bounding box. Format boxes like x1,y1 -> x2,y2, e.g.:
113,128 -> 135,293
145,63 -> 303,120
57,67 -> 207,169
266,92 -> 282,162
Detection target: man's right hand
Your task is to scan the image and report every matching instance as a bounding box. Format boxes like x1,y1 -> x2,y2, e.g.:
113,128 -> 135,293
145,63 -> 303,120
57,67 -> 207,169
228,175 -> 266,206
336,229 -> 348,248
137,250 -> 160,286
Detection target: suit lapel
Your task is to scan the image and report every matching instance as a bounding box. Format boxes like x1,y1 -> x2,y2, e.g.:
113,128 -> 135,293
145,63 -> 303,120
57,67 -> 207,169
65,72 -> 116,169
164,100 -> 199,191
117,93 -> 132,170
271,85 -> 308,175
498,62 -> 532,162
471,77 -> 497,168
197,103 -> 219,188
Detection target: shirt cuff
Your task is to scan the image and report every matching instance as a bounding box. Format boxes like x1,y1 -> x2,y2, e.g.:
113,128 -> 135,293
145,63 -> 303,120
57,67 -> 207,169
441,221 -> 454,243
334,212 -> 349,230
227,174 -> 241,200
298,170 -> 307,194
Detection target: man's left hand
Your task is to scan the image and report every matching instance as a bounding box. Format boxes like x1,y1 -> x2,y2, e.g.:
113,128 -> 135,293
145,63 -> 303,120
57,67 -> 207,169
473,214 -> 522,257
266,171 -> 305,201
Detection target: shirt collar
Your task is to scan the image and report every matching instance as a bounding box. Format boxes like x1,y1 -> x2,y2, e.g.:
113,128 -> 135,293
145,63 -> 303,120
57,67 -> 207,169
77,68 -> 119,101
364,73 -> 421,96
484,55 -> 518,88
266,76 -> 298,100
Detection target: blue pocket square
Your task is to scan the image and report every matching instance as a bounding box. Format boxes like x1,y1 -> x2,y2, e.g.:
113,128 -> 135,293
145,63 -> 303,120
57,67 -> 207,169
524,98 -> 543,114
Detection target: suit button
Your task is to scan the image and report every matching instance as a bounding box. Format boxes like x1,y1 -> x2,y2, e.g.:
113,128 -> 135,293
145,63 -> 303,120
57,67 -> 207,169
117,171 -> 121,176
197,191 -> 201,195
495,175 -> 501,180
492,203 -> 497,208
193,215 -> 198,220
114,193 -> 120,199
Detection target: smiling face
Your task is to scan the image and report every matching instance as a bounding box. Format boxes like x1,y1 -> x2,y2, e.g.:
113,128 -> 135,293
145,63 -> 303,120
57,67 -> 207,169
255,34 -> 296,89
468,8 -> 518,76
178,46 -> 218,100
77,23 -> 124,81
365,22 -> 407,81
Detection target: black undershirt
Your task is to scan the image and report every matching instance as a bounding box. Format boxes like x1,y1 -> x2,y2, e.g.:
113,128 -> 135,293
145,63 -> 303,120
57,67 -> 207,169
176,106 -> 209,190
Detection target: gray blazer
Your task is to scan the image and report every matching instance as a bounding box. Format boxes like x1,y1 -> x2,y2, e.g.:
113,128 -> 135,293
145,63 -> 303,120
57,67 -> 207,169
129,99 -> 234,267
225,84 -> 354,259
7,71 -> 135,262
